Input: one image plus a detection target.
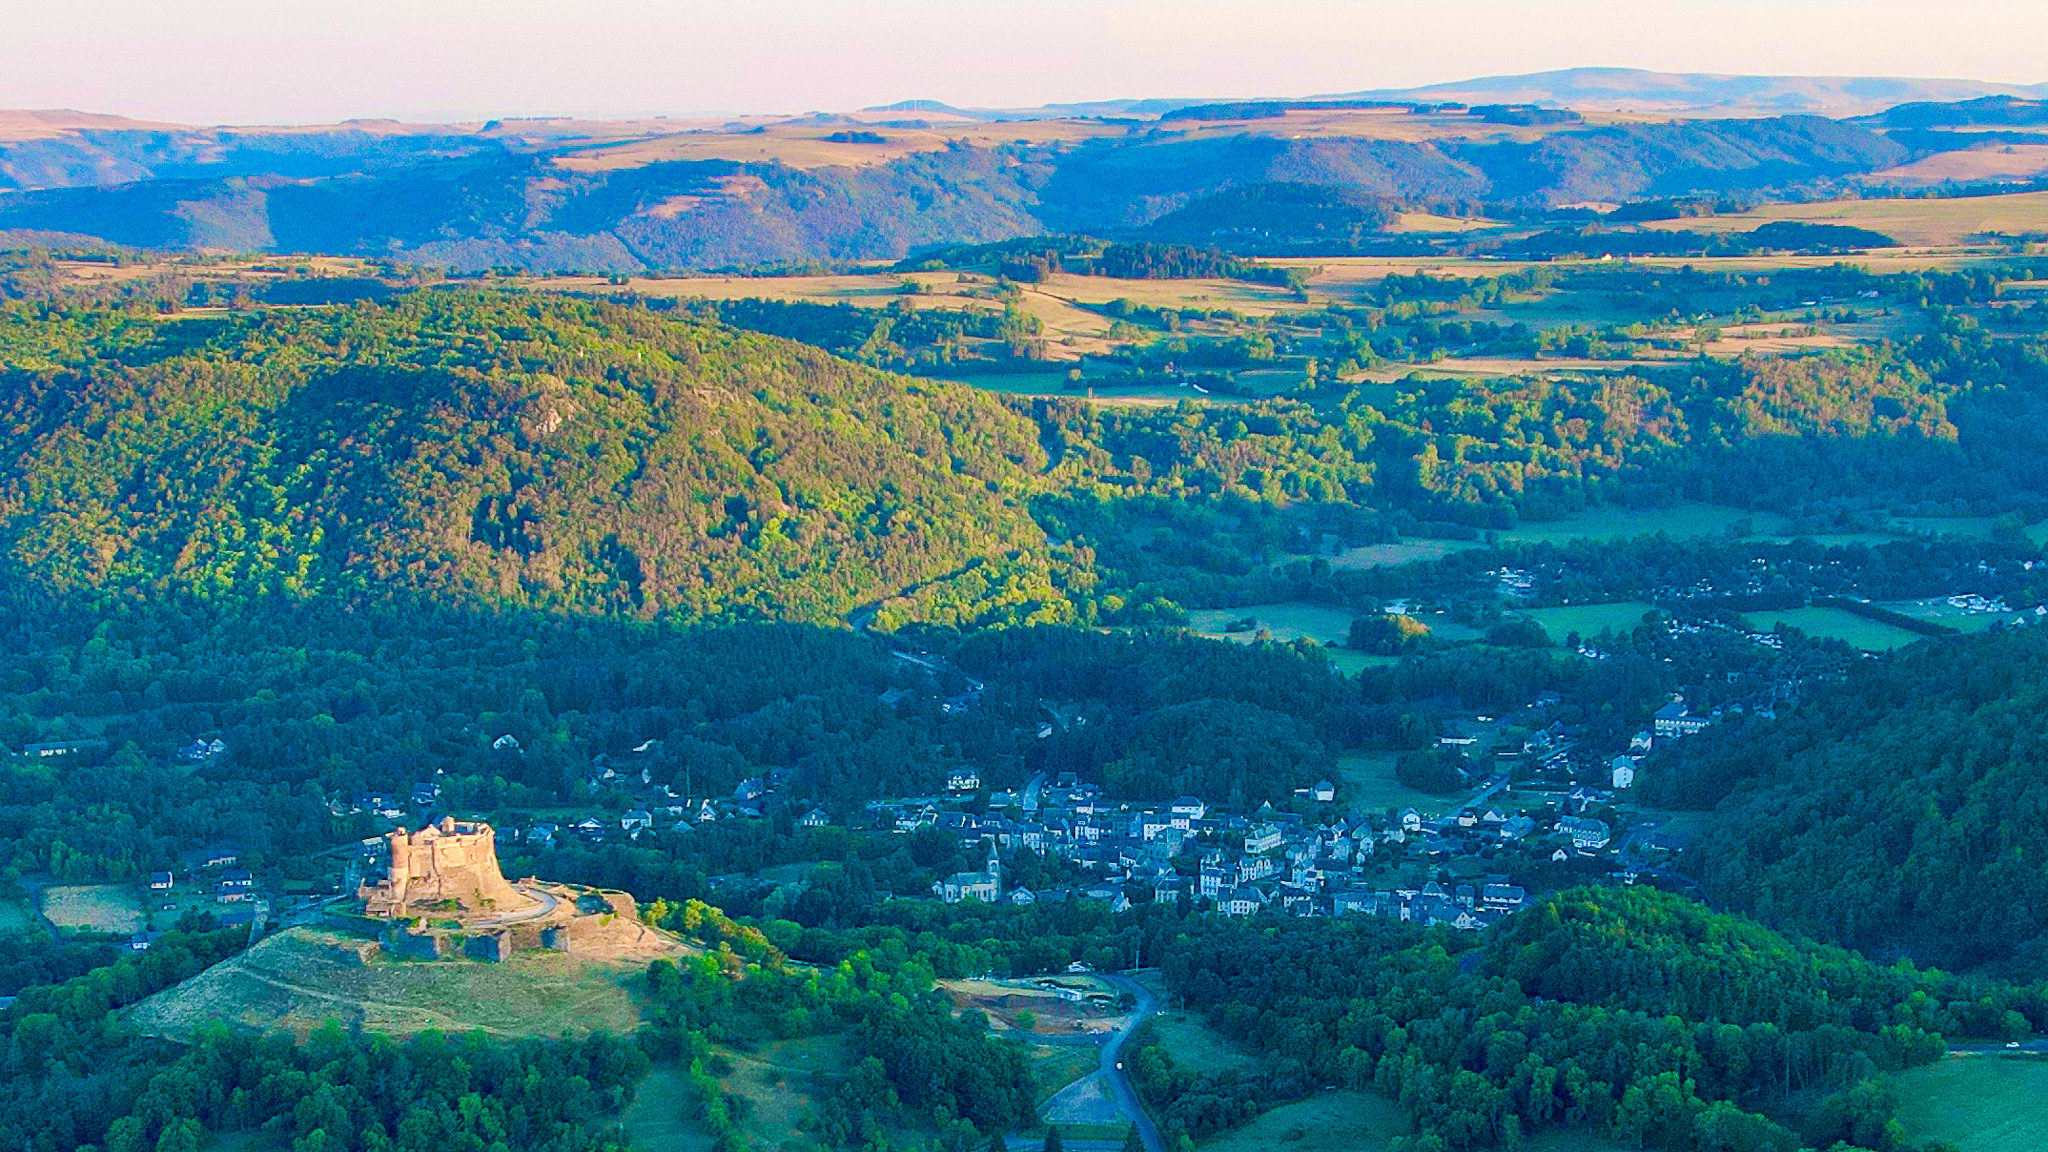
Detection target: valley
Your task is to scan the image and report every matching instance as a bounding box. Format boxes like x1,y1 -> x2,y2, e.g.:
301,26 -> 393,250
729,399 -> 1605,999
6,53 -> 2048,1152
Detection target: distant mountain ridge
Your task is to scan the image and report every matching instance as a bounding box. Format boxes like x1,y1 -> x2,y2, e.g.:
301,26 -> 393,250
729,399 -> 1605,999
1330,67 -> 2048,117
1,68 -> 2043,271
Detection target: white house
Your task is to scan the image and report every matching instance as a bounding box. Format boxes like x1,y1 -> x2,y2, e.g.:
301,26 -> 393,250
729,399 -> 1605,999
1653,700 -> 1710,740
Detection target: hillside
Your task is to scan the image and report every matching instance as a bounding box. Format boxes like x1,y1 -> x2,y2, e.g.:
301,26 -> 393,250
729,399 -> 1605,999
0,107 -> 1962,271
0,292 -> 1061,622
125,923 -> 682,1039
1643,626 -> 2048,973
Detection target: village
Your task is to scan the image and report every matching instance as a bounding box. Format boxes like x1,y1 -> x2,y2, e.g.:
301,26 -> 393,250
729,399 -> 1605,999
318,684 -> 1721,935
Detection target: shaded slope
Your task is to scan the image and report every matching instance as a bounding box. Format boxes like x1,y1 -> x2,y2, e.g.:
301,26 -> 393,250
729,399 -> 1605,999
1645,627 -> 2048,972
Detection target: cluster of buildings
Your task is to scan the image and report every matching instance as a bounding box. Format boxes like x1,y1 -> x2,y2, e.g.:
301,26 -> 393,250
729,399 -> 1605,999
884,770 -> 1600,928
131,843 -> 264,950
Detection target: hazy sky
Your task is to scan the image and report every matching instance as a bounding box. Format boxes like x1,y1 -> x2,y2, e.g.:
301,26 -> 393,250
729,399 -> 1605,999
7,0 -> 2047,125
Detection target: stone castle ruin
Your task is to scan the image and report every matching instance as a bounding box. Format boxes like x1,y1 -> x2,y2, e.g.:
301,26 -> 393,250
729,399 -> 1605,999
354,818 -> 670,962
358,818 -> 527,919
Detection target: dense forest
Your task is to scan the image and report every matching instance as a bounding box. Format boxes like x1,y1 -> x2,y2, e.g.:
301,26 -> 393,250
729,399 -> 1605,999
1643,626 -> 2048,974
1140,887 -> 2040,1152
9,282 -> 2042,631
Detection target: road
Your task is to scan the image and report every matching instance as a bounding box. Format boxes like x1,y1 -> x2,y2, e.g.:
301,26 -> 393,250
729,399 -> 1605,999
1950,1039 -> 2048,1056
1449,775 -> 1511,817
1095,973 -> 1166,1152
466,885 -> 558,929
1022,771 -> 1049,816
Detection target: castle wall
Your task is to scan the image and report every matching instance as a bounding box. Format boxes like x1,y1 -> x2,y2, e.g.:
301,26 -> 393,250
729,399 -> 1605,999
359,818 -> 524,919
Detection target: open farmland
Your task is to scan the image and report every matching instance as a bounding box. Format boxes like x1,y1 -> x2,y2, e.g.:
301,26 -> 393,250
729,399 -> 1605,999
1186,603 -> 1358,648
1638,189 -> 2048,246
1519,602 -> 1658,642
1893,1056 -> 2048,1152
40,884 -> 144,933
1743,606 -> 1927,651
1331,539 -> 1473,570
1498,502 -> 1788,546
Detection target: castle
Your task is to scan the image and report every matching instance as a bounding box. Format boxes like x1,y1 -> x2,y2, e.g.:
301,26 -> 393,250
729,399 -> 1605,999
357,817 -> 530,919
354,818 -> 669,962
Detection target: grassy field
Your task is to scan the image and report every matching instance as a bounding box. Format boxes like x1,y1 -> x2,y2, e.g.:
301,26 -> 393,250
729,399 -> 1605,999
1519,602 -> 1659,643
1889,515 -> 2003,538
41,884 -> 144,933
1880,598 -> 2030,633
721,1037 -> 853,1146
1027,1043 -> 1100,1105
1744,607 -> 1926,652
1333,752 -> 1450,814
1498,502 -> 1787,547
0,899 -> 33,932
622,1064 -> 713,1152
1151,1012 -> 1261,1075
1198,1090 -> 1411,1152
125,924 -> 677,1040
1330,539 -> 1473,570
1324,650 -> 1399,676
1185,603 -> 1359,648
624,1036 -> 857,1152
1893,1055 -> 2048,1151
1638,189 -> 2048,247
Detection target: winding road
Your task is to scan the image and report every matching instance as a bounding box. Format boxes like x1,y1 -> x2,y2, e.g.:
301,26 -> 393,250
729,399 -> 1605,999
1096,973 -> 1167,1152
1028,972 -> 1165,1152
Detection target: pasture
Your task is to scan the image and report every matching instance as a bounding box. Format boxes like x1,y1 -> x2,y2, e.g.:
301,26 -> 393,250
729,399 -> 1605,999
1198,1090 -> 1411,1152
1638,189 -> 2048,247
1332,752 -> 1451,814
1880,598 -> 2030,634
1889,515 -> 2003,539
1519,602 -> 1659,643
40,884 -> 144,934
1497,502 -> 1785,546
1893,1055 -> 2048,1152
1330,539 -> 1472,570
1150,1012 -> 1261,1076
0,899 -> 32,932
1743,607 -> 1926,652
1185,602 -> 1358,648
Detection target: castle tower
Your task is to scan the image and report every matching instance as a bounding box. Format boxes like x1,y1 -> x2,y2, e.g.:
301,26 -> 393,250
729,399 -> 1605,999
358,818 -> 529,919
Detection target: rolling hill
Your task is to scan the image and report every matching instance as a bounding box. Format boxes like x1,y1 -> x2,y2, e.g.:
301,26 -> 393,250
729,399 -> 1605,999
0,110 -> 1926,271
0,291 -> 1063,622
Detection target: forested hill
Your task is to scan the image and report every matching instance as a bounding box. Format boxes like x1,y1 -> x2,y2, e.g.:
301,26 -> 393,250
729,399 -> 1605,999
1642,626 -> 2048,973
0,292 -> 1062,622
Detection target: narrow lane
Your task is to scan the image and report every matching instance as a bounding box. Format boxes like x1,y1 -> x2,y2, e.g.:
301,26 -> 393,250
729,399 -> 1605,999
1095,973 -> 1166,1152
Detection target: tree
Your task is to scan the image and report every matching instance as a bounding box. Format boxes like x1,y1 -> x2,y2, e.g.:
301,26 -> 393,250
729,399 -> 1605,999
1044,1126 -> 1065,1152
1121,1124 -> 1143,1152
